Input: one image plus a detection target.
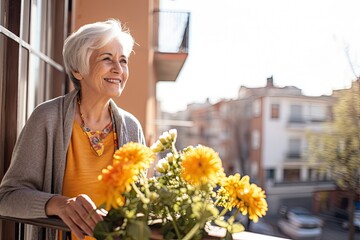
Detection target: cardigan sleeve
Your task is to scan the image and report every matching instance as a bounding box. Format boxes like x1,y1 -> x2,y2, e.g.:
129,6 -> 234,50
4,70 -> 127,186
0,101 -> 62,218
120,109 -> 146,146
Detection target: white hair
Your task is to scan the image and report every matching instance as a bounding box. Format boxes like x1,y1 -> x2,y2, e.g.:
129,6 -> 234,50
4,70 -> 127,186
63,19 -> 134,89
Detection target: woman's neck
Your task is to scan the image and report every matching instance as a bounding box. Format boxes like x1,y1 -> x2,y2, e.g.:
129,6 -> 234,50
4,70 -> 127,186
77,94 -> 112,131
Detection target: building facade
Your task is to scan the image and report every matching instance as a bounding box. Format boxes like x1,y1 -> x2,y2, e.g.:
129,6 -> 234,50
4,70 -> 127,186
163,77 -> 337,214
238,77 -> 335,214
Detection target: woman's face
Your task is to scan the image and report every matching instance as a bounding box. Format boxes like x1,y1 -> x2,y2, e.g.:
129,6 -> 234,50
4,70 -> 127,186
77,38 -> 129,99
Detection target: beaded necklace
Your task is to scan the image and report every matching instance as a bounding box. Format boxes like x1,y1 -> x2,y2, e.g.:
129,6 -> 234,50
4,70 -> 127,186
77,96 -> 118,156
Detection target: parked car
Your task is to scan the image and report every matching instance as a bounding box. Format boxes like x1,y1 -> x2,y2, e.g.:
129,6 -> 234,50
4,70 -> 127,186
340,210 -> 360,230
278,207 -> 323,239
249,218 -> 276,236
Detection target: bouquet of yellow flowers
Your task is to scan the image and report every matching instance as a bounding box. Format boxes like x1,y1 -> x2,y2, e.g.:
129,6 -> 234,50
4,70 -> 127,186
94,129 -> 268,240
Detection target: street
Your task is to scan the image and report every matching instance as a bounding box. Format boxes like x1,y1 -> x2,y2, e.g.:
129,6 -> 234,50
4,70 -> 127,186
258,215 -> 360,240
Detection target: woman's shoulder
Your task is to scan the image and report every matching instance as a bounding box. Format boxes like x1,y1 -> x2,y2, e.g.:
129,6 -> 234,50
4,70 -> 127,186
110,101 -> 145,144
111,102 -> 141,125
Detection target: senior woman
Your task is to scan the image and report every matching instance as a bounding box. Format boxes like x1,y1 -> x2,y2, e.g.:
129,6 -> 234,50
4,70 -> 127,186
0,19 -> 144,239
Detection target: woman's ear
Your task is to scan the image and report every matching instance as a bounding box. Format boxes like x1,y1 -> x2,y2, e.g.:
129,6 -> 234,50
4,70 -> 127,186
72,71 -> 83,80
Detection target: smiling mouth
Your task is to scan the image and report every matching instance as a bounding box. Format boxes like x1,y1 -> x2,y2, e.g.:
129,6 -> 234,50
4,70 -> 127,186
104,78 -> 122,84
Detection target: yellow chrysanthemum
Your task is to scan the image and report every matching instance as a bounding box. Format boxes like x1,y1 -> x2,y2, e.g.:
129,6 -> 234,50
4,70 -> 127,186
113,142 -> 155,172
98,142 -> 155,210
216,187 -> 233,210
240,183 -> 268,223
181,145 -> 224,187
98,162 -> 134,209
218,174 -> 268,223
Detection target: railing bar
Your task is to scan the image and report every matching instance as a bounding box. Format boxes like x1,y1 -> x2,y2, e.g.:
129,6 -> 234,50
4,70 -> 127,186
153,10 -> 190,53
0,216 -> 70,232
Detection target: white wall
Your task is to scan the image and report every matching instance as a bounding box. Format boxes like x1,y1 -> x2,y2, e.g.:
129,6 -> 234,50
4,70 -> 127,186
262,95 -> 331,182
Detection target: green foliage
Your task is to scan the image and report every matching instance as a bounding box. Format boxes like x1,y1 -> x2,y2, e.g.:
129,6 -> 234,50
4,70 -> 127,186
126,220 -> 151,240
93,129 -> 264,239
307,80 -> 360,192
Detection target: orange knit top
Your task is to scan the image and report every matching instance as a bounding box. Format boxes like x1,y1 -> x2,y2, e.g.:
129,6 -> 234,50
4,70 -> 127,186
61,121 -> 115,239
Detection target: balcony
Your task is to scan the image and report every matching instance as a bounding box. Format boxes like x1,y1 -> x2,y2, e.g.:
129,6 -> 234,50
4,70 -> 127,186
0,215 -> 289,240
286,152 -> 301,159
153,10 -> 190,81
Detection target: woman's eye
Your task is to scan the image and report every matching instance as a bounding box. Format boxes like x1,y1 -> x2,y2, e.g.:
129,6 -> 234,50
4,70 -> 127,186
103,57 -> 112,61
120,59 -> 128,64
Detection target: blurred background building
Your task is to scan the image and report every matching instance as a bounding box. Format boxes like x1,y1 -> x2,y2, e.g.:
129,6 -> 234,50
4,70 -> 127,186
160,77 -> 358,215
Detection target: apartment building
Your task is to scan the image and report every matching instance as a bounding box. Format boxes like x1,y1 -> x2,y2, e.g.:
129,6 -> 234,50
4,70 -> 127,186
163,77 -> 337,214
237,77 -> 336,213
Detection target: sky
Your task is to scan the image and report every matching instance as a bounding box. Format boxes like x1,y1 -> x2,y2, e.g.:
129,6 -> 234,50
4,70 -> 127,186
156,0 -> 360,113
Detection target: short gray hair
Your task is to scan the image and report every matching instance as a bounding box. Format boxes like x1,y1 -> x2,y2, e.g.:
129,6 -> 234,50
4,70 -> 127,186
63,19 -> 134,89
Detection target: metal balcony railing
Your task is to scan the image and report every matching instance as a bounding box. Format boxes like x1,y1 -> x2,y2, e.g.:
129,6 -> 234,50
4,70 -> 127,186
153,10 -> 190,53
286,152 -> 302,159
0,215 -> 71,240
288,117 -> 305,123
0,215 -> 289,240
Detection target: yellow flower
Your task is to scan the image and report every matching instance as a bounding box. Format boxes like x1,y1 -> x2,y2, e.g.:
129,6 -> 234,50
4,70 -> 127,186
98,162 -> 133,209
150,140 -> 164,153
155,158 -> 169,173
98,142 -> 155,210
218,174 -> 268,223
181,145 -> 224,187
216,187 -> 233,210
113,142 -> 155,172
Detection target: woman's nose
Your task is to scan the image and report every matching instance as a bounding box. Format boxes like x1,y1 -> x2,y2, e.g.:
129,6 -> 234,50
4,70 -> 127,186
111,61 -> 123,74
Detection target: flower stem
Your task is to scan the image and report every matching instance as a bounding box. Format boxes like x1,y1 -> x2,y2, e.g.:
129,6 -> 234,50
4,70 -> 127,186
131,182 -> 145,199
219,208 -> 228,217
131,182 -> 149,220
182,222 -> 200,240
171,143 -> 178,156
166,206 -> 182,239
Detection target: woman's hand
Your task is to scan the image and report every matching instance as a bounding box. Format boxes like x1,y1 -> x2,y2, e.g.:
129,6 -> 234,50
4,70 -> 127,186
45,194 -> 104,239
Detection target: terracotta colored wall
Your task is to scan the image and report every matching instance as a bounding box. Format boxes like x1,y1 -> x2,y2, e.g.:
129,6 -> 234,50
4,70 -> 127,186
250,97 -> 264,186
72,0 -> 157,142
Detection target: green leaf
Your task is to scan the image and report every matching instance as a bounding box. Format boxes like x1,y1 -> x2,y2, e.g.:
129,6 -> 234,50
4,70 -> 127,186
214,219 -> 229,228
93,220 -> 113,240
126,220 -> 151,240
229,223 -> 245,233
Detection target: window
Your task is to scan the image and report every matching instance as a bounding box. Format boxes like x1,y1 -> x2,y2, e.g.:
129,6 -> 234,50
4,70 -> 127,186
308,168 -> 320,181
252,130 -> 260,150
309,168 -> 331,181
288,138 -> 301,158
327,106 -> 333,121
289,104 -> 303,123
265,169 -> 275,180
1,0 -> 69,129
283,169 -> 300,182
0,1 -> 70,236
252,99 -> 261,117
309,105 -> 326,122
271,103 -> 280,119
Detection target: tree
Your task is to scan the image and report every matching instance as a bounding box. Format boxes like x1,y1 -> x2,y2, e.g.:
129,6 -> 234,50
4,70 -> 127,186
307,79 -> 360,240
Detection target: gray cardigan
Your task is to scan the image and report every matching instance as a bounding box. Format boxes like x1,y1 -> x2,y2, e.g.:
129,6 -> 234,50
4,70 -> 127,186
0,90 -> 145,239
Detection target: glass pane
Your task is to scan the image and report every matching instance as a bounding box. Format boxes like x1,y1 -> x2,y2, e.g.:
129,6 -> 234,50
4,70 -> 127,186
283,169 -> 300,182
0,0 -> 4,25
44,62 -> 67,101
289,105 -> 303,122
18,46 -> 29,125
30,0 -> 43,51
27,52 -> 41,116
